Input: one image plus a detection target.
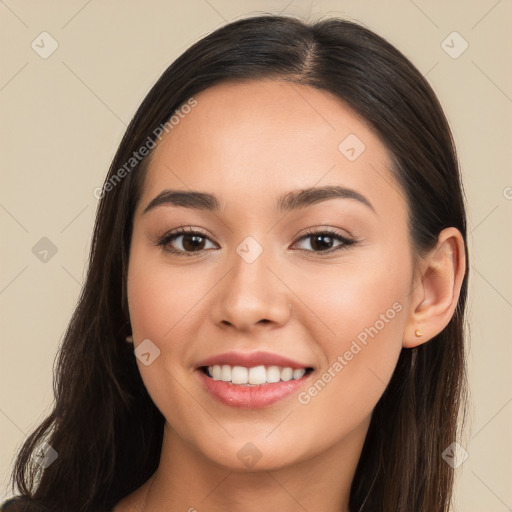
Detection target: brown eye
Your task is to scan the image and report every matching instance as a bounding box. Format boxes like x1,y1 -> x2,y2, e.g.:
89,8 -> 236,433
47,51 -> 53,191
179,233 -> 207,252
293,229 -> 357,254
157,227 -> 217,256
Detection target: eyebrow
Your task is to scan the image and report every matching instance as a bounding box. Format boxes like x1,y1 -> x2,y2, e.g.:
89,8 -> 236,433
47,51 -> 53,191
142,185 -> 376,215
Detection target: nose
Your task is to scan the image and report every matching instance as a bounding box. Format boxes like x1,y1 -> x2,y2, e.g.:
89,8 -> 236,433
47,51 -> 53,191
210,246 -> 292,333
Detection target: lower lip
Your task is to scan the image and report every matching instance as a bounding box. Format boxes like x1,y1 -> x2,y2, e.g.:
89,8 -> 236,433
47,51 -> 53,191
196,369 -> 312,408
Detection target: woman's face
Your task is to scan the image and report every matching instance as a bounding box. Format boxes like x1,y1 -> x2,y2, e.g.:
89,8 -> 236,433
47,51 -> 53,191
127,79 -> 415,470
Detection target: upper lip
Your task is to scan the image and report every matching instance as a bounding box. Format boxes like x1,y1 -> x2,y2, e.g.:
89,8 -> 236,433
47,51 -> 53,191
196,351 -> 313,370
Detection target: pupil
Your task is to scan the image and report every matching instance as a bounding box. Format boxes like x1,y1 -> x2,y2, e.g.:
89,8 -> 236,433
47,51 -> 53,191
183,235 -> 204,251
312,235 -> 332,251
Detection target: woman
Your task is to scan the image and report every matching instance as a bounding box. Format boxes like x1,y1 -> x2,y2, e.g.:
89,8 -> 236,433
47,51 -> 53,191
2,14 -> 468,512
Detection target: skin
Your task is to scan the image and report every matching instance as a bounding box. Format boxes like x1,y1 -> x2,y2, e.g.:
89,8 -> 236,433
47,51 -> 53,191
115,80 -> 466,512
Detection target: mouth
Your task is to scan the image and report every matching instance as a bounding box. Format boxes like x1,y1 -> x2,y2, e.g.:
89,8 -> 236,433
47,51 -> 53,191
195,362 -> 314,408
198,364 -> 314,386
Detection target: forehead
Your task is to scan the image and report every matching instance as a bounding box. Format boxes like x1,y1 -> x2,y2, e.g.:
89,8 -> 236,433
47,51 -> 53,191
138,79 -> 405,218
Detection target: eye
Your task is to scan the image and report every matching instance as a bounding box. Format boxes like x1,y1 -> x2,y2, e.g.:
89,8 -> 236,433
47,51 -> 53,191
156,227 -> 217,257
156,226 -> 357,257
292,228 -> 357,254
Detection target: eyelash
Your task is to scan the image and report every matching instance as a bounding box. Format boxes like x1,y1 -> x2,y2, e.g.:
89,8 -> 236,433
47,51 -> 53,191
155,226 -> 358,257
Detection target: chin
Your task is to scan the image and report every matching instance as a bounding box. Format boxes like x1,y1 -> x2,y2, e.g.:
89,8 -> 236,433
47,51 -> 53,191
194,433 -> 306,472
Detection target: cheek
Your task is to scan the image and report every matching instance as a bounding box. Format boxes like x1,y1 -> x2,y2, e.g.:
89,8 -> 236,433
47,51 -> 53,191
126,249 -> 206,435
126,244 -> 215,391
127,246 -> 205,341
293,248 -> 410,415
294,245 -> 411,346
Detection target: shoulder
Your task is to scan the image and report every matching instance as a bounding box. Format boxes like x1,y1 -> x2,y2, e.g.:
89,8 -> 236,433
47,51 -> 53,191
0,496 -> 49,512
1,497 -> 113,512
0,497 -> 23,511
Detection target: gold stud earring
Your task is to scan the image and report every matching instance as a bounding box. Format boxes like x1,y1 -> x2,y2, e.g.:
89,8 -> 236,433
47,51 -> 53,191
415,329 -> 423,338
125,335 -> 134,343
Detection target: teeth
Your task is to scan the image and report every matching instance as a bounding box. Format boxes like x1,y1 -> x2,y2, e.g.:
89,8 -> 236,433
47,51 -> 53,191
293,369 -> 306,379
221,364 -> 231,382
280,367 -> 293,381
231,366 -> 248,384
212,365 -> 221,380
248,365 -> 266,385
267,366 -> 281,383
207,364 -> 308,385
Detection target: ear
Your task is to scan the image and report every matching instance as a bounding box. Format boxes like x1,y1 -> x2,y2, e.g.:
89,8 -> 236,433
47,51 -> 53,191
403,227 -> 466,348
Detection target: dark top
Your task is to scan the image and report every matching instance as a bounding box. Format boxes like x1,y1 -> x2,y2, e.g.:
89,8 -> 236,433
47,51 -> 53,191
1,497 -> 114,512
0,498 -> 21,511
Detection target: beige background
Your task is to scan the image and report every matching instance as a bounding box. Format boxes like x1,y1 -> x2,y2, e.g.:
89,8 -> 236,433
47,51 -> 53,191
1,1 -> 511,510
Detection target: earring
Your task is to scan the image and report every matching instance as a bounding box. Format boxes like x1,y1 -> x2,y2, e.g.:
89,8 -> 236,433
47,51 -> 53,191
125,335 -> 134,343
415,329 -> 423,338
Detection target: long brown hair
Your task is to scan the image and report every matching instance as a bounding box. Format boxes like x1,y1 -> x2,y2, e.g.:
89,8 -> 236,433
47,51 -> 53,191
7,14 -> 469,512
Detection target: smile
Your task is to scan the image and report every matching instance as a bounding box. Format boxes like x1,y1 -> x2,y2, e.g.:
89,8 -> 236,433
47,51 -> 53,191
203,364 -> 311,385
196,365 -> 314,408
